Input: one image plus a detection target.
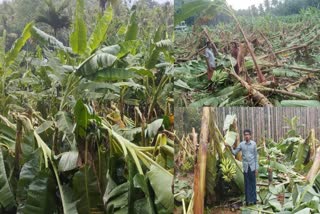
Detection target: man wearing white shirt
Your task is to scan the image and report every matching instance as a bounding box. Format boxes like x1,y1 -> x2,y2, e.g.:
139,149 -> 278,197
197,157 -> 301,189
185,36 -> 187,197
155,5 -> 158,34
204,41 -> 216,81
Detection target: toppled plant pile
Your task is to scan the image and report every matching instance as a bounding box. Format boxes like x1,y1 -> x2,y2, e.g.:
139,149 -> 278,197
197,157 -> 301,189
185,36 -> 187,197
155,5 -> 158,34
174,110 -> 320,213
174,4 -> 320,107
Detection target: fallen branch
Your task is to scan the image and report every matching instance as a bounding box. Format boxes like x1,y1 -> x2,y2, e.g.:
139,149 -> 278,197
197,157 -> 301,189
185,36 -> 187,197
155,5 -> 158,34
258,30 -> 279,66
284,65 -> 320,73
259,31 -> 320,59
285,75 -> 312,92
253,85 -> 312,100
259,62 -> 320,73
176,136 -> 194,160
176,46 -> 207,62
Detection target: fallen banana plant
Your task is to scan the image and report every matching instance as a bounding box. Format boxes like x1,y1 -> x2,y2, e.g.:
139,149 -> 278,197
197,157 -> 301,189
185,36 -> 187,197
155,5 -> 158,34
175,110 -> 320,213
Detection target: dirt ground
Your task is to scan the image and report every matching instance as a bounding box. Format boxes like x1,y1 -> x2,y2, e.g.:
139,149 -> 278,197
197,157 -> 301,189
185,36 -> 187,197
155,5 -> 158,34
174,207 -> 243,214
208,207 -> 241,214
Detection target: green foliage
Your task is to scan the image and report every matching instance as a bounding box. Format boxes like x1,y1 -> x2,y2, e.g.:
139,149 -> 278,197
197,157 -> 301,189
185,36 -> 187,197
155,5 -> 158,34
147,165 -> 174,212
211,70 -> 228,86
31,26 -> 73,53
181,157 -> 194,172
5,22 -> 33,67
205,147 -> 217,200
88,6 -> 113,53
280,100 -> 320,107
22,170 -> 57,214
146,39 -> 173,69
125,10 -> 138,41
35,0 -> 71,35
76,48 -> 118,76
0,147 -> 15,209
272,68 -> 300,78
70,0 -> 87,55
284,116 -> 299,137
73,165 -> 101,213
174,0 -> 215,25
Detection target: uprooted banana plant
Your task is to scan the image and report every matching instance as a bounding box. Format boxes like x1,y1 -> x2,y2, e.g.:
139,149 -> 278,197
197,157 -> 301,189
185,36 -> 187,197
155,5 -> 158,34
174,0 -> 320,107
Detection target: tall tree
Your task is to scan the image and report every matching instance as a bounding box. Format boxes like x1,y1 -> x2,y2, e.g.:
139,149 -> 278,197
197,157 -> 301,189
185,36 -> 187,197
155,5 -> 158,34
271,0 -> 278,8
258,3 -> 264,14
264,0 -> 271,11
250,5 -> 259,16
35,0 -> 70,36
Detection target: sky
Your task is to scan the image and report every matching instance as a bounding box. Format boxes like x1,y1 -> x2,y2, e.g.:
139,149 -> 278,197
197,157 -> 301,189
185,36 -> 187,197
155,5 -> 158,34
227,0 -> 265,10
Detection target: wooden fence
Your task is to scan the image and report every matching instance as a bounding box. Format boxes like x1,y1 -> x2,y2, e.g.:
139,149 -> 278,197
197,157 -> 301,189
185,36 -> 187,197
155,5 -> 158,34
215,107 -> 320,142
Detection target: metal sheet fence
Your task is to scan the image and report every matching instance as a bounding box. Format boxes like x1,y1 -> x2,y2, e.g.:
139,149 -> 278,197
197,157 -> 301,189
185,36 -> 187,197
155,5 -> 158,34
215,107 -> 320,142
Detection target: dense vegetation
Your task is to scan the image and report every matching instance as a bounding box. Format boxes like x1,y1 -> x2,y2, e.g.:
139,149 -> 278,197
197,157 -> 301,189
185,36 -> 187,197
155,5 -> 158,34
238,0 -> 320,17
174,0 -> 320,107
174,0 -> 320,26
0,0 -> 174,213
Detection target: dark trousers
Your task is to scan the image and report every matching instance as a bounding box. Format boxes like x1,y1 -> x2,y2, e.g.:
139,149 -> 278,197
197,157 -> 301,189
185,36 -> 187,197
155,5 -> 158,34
244,166 -> 257,204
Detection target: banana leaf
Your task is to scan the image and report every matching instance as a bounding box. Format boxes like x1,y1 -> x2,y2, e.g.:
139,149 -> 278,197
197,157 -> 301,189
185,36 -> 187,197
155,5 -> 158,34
88,6 -> 113,53
22,170 -> 57,214
70,0 -> 87,55
280,100 -> 320,107
223,114 -> 237,132
0,147 -> 15,209
147,164 -> 174,212
73,165 -> 102,214
224,130 -> 237,147
125,10 -> 138,41
294,139 -> 309,171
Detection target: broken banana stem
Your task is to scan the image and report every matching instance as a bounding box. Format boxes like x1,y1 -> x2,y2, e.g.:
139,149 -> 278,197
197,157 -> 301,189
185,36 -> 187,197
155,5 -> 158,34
253,85 -> 312,100
229,72 -> 273,107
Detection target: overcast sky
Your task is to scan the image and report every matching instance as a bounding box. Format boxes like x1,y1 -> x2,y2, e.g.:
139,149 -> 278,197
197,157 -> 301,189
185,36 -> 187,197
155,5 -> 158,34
227,0 -> 265,10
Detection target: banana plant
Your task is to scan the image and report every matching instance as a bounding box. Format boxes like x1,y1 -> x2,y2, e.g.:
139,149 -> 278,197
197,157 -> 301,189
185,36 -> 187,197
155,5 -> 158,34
0,1 -> 174,212
0,98 -> 174,213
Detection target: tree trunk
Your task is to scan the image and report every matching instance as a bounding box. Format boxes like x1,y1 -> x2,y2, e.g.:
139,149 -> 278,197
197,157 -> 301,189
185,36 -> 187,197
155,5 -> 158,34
193,107 -> 210,214
14,118 -> 22,175
306,146 -> 320,182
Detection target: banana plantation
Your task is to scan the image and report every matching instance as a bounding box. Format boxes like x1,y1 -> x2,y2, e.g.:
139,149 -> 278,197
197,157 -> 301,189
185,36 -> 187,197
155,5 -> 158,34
174,0 -> 320,107
0,0 -> 174,213
174,107 -> 320,213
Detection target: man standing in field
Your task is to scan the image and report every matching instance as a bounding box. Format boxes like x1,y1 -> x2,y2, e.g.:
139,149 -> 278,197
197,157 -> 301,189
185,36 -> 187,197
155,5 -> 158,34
204,41 -> 216,81
226,129 -> 258,206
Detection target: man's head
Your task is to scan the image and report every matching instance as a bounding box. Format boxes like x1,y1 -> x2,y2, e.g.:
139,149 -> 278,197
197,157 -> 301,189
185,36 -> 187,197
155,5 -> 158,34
243,129 -> 251,141
231,42 -> 238,48
206,41 -> 212,48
